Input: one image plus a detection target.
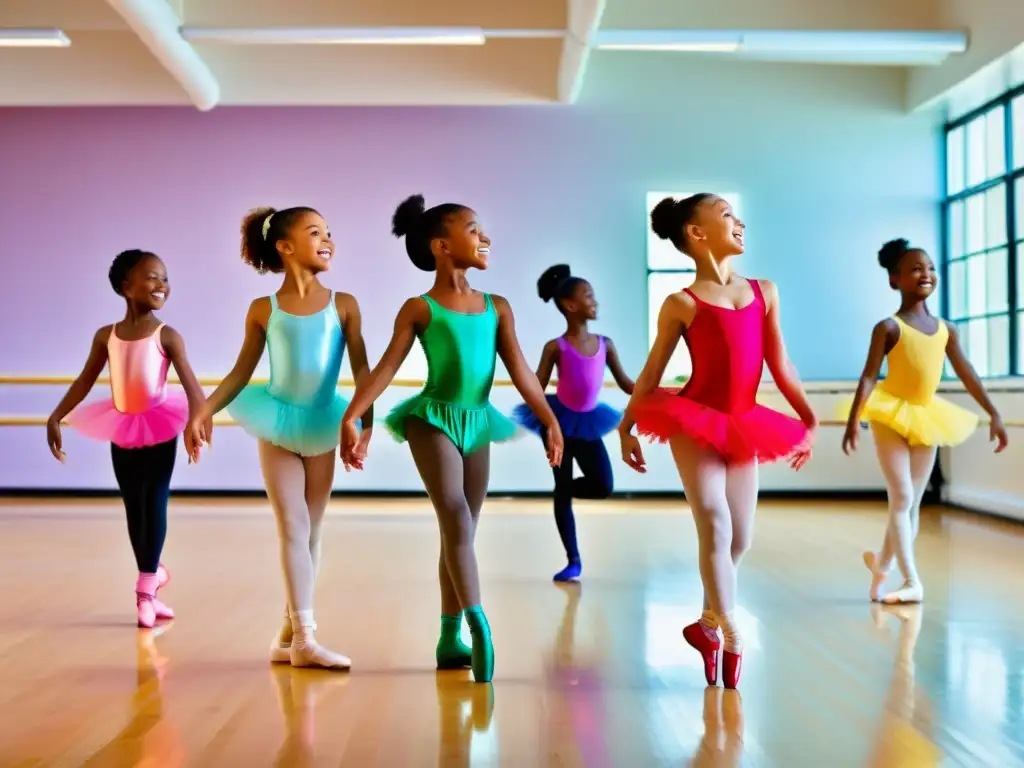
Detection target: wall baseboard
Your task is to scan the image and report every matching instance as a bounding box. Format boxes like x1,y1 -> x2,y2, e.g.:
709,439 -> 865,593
944,486 -> 1024,523
0,488 -> 888,501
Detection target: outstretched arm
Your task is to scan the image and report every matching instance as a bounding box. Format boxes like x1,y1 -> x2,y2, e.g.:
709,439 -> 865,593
337,293 -> 373,429
494,295 -> 556,426
535,340 -> 559,390
946,321 -> 1007,451
761,280 -> 816,429
203,299 -> 269,416
604,337 -> 635,394
342,297 -> 425,426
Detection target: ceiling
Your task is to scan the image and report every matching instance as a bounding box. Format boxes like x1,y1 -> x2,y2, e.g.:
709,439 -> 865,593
0,0 -> 976,108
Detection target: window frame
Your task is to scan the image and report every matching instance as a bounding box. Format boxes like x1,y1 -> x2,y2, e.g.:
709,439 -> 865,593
942,84 -> 1024,377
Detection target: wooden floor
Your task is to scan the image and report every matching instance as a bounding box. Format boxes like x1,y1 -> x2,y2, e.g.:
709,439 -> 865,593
0,497 -> 1022,767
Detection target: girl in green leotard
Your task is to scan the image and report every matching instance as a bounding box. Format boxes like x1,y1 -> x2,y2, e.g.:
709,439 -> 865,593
342,194 -> 564,683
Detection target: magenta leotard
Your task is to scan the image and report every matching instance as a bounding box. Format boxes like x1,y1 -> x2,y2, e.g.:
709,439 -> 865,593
513,335 -> 622,441
70,324 -> 189,448
632,279 -> 807,464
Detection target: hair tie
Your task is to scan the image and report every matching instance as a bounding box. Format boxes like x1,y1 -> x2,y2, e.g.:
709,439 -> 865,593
261,213 -> 274,241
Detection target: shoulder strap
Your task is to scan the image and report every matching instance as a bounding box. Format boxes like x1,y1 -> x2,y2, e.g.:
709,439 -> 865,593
747,278 -> 765,309
269,293 -> 278,311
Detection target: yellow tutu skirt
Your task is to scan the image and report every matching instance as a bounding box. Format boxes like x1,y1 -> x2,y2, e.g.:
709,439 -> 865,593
838,389 -> 979,447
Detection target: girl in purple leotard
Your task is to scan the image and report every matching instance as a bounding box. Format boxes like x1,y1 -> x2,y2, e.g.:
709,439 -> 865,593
513,265 -> 634,581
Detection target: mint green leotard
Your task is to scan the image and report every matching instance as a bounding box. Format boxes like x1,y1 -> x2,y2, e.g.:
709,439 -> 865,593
385,293 -> 518,455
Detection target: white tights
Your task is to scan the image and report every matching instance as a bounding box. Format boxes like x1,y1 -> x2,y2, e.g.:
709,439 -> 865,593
868,423 -> 936,601
670,434 -> 759,652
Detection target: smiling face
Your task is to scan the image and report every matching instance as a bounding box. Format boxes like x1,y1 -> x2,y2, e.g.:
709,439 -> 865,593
892,248 -> 937,298
276,210 -> 334,273
684,196 -> 745,259
432,208 -> 491,270
122,255 -> 169,310
559,280 -> 598,320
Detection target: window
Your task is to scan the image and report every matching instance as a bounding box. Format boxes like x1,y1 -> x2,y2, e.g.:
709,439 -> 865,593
646,192 -> 741,382
943,88 -> 1024,377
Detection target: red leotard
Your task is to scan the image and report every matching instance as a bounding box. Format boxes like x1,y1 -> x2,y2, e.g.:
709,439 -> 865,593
633,278 -> 807,464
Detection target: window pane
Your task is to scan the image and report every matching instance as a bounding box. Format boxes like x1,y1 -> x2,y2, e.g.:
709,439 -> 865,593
646,191 -> 741,270
968,317 -> 989,376
1017,241 -> 1024,310
986,247 -> 1009,313
648,271 -> 696,381
1016,177 -> 1024,236
966,193 -> 986,254
986,106 -> 1006,179
988,314 -> 1010,377
948,200 -> 965,259
1014,95 -> 1024,169
986,183 -> 1007,247
966,116 -> 987,188
948,258 -> 967,319
967,253 -> 987,316
1018,312 -> 1024,374
947,125 -> 966,195
955,320 -> 970,373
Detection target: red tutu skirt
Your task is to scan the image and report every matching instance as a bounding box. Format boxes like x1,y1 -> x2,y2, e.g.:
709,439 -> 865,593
633,389 -> 808,464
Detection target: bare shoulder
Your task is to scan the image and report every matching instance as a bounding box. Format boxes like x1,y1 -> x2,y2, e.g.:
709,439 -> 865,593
93,324 -> 114,345
662,290 -> 693,314
333,291 -> 360,321
247,296 -> 273,327
488,292 -> 511,314
159,324 -> 185,347
398,295 -> 431,323
754,278 -> 777,307
942,318 -> 959,338
542,337 -> 561,355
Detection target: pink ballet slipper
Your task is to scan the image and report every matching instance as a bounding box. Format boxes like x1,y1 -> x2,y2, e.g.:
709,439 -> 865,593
152,564 -> 174,619
136,572 -> 160,629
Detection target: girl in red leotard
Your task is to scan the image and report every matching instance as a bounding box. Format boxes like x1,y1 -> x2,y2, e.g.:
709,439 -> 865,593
618,193 -> 818,689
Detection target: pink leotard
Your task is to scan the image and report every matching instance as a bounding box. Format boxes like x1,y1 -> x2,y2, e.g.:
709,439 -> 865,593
633,278 -> 807,464
70,324 -> 189,449
555,336 -> 606,412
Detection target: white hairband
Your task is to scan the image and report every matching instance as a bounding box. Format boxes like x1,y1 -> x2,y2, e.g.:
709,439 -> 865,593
261,213 -> 274,240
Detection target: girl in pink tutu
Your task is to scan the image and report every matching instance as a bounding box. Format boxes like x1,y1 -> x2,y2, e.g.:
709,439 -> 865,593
618,194 -> 817,689
47,249 -> 205,628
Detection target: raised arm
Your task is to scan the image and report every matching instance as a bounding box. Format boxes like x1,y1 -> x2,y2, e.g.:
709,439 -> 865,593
202,298 -> 269,416
535,339 -> 559,390
842,319 -> 894,453
336,292 -> 374,429
761,280 -> 816,429
604,336 -> 635,394
619,292 -> 688,437
342,297 -> 425,426
945,321 -> 1007,451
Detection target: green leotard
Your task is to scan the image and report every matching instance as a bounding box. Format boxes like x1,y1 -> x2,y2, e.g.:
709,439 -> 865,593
385,293 -> 518,455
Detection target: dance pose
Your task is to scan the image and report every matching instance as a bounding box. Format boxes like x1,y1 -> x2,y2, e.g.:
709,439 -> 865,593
189,206 -> 372,670
341,194 -> 563,683
512,264 -> 634,582
842,238 -> 1007,605
618,193 -> 816,689
47,249 -> 205,628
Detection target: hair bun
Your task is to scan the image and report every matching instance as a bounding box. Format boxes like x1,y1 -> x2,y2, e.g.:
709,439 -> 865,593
537,264 -> 571,302
650,197 -> 679,242
392,194 -> 426,238
878,238 -> 910,271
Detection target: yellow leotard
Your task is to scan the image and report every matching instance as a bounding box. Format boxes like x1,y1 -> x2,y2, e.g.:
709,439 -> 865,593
843,317 -> 979,447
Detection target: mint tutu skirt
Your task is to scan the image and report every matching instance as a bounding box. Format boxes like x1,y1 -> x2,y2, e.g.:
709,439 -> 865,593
385,394 -> 518,456
70,390 -> 188,449
512,394 -> 621,441
228,384 -> 351,457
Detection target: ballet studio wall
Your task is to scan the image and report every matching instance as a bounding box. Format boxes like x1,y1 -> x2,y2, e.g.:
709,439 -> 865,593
0,58 -> 954,495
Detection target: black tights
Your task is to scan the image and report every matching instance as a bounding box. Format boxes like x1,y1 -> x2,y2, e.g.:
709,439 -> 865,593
550,436 -> 614,562
110,439 -> 177,574
406,419 -> 490,613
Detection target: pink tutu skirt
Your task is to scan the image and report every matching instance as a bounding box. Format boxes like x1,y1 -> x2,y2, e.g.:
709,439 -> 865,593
70,390 -> 188,449
633,388 -> 808,464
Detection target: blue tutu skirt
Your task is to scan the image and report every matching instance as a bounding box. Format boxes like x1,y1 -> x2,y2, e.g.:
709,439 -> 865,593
227,384 -> 353,457
512,394 -> 622,441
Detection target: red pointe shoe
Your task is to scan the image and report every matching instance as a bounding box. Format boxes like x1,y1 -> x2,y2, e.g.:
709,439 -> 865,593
683,622 -> 720,686
722,650 -> 742,689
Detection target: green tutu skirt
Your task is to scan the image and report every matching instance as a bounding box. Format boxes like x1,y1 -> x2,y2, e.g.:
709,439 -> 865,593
228,384 -> 351,457
385,395 -> 518,455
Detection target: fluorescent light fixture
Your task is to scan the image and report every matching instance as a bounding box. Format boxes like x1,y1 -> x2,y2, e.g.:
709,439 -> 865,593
600,42 -> 739,52
179,26 -> 486,46
0,28 -> 70,48
592,29 -> 967,56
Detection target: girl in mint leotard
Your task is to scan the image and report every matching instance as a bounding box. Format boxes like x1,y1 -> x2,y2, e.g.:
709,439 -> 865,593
342,194 -> 564,683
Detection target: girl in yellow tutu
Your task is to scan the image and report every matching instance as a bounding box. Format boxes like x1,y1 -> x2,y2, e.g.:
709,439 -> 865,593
842,238 -> 1008,605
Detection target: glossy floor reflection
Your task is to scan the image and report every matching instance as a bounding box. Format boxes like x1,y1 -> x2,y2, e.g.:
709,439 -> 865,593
0,497 -> 1022,766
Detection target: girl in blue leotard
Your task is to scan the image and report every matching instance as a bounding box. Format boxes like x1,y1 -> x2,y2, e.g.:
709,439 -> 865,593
189,206 -> 372,671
